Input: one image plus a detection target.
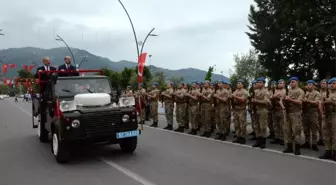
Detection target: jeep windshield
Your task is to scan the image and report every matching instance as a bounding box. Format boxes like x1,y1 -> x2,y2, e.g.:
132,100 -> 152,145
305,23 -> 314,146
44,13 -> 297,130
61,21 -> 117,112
55,77 -> 112,97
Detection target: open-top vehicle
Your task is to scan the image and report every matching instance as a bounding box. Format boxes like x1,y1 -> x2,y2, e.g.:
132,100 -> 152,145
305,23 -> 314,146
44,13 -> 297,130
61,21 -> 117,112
32,69 -> 140,163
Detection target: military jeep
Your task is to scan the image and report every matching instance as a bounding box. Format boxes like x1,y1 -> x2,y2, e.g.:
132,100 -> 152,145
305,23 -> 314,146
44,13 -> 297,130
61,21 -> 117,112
32,70 -> 140,163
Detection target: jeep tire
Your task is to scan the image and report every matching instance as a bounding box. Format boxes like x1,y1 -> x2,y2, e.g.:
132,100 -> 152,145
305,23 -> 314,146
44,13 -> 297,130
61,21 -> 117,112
119,137 -> 137,153
51,130 -> 70,163
37,113 -> 48,143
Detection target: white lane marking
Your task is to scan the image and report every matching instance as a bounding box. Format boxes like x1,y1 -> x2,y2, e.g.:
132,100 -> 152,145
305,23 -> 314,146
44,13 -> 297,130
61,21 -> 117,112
6,99 -> 157,185
141,125 -> 336,164
8,99 -> 336,164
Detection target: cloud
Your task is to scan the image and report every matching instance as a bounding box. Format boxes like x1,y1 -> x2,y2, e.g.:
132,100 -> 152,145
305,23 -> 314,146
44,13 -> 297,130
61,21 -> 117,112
0,0 -> 254,76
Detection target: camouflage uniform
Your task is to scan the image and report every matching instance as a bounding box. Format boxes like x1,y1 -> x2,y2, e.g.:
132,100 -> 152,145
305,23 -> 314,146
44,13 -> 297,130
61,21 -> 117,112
249,81 -> 257,139
232,87 -> 249,143
320,78 -> 336,160
162,87 -> 174,130
135,87 -> 146,122
252,78 -> 270,148
196,85 -> 202,129
199,83 -> 213,137
149,84 -> 160,127
302,83 -> 321,148
188,87 -> 200,134
213,86 -> 231,140
174,87 -> 188,132
283,77 -> 305,155
271,87 -> 286,144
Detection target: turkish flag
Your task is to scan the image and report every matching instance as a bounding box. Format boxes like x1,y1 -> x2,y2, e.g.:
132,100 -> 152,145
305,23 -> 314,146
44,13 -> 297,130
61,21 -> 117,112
2,64 -> 8,74
137,53 -> 147,83
29,65 -> 35,72
25,79 -> 29,87
9,64 -> 17,68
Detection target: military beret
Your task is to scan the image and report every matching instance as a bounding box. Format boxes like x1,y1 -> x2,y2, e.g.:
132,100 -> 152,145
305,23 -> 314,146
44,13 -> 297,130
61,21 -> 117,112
204,80 -> 210,84
256,77 -> 266,82
138,83 -> 143,86
271,81 -> 277,84
289,76 -> 299,81
278,79 -> 284,83
252,80 -> 256,84
127,85 -> 131,88
306,80 -> 315,84
328,77 -> 336,84
226,81 -> 232,85
320,79 -> 327,83
237,79 -> 244,84
153,82 -> 159,86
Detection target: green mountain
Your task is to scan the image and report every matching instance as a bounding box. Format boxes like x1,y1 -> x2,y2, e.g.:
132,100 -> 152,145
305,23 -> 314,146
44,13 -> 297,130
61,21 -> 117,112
0,47 -> 229,83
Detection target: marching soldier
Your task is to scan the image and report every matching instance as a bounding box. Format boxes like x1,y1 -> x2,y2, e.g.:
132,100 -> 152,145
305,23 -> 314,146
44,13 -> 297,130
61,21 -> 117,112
122,85 -> 133,97
231,79 -> 249,144
185,82 -> 200,135
302,80 -> 321,151
174,83 -> 188,132
183,83 -> 190,129
135,83 -> 147,125
213,81 -> 231,140
223,81 -> 232,136
251,77 -> 270,149
282,77 -> 305,155
196,82 -> 202,131
198,80 -> 213,137
161,82 -> 174,130
318,79 -> 328,145
149,82 -> 160,127
249,80 -> 257,140
270,79 -> 286,145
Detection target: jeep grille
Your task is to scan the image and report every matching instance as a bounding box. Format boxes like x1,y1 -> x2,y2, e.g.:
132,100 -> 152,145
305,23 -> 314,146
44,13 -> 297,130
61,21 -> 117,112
83,111 -> 121,136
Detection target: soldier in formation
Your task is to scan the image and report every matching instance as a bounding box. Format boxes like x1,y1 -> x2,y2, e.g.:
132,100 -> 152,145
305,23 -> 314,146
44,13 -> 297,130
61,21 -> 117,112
131,76 -> 336,161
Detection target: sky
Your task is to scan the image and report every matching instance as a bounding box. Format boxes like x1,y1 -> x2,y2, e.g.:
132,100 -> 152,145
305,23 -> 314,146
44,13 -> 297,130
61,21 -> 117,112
0,0 -> 254,76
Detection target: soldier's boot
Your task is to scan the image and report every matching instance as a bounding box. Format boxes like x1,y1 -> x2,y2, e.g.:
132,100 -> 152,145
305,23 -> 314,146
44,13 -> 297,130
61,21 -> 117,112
311,144 -> 319,151
282,143 -> 293,153
249,136 -> 257,140
220,134 -> 227,141
163,124 -> 173,130
259,137 -> 266,149
214,133 -> 223,140
188,129 -> 197,135
279,139 -> 284,146
301,142 -> 310,149
249,131 -> 255,136
232,137 -> 241,143
185,124 -> 189,130
319,150 -> 332,159
270,138 -> 280,144
174,127 -> 184,133
239,137 -> 246,144
267,132 -> 275,139
201,131 -> 211,138
294,143 -> 301,155
332,150 -> 336,161
252,137 -> 261,147
150,121 -> 158,127
317,139 -> 324,146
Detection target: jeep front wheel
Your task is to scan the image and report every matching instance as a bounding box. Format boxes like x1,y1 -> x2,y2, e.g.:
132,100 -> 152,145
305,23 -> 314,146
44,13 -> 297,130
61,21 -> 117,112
119,137 -> 137,153
51,131 -> 70,163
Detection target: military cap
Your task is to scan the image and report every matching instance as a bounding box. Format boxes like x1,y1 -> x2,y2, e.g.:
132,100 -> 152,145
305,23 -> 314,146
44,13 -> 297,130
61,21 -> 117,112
278,79 -> 284,83
204,80 -> 210,84
271,80 -> 277,85
256,77 -> 266,83
237,79 -> 244,84
252,80 -> 257,85
320,79 -> 327,83
289,76 -> 299,81
306,80 -> 315,84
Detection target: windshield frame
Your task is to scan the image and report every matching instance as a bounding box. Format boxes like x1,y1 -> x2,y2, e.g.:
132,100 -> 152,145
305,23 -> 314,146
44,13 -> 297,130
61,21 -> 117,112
54,76 -> 113,98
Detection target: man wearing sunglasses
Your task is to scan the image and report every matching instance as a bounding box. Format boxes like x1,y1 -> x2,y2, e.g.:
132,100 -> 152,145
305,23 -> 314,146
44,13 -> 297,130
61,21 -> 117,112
282,77 -> 305,155
251,77 -> 270,149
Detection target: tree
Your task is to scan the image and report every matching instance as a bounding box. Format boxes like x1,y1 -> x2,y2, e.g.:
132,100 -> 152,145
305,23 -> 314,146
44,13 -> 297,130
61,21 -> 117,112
229,49 -> 267,88
17,69 -> 34,79
149,72 -> 167,90
120,68 -> 134,89
0,84 -> 9,94
169,76 -> 184,87
205,65 -> 215,81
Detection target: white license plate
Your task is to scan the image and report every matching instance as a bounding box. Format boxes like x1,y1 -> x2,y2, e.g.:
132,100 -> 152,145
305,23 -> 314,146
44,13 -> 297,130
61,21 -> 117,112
116,130 -> 140,139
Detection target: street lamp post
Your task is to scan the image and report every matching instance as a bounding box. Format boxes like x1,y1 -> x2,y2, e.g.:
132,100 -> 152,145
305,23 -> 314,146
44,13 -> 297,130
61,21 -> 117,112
139,28 -> 158,55
0,29 -> 4,36
55,35 -> 76,66
78,56 -> 88,68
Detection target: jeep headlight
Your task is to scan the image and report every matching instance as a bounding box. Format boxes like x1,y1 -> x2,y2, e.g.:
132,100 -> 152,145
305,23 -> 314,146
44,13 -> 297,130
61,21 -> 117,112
71,119 -> 80,128
59,100 -> 76,112
122,114 -> 130,122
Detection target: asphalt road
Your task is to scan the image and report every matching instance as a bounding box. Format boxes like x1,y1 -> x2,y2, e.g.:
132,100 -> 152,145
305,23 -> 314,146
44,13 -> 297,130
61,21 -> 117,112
0,98 -> 335,185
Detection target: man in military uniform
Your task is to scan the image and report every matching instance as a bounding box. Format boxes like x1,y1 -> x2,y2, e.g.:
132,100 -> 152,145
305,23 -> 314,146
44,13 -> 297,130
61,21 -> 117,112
185,82 -> 200,135
268,81 -> 277,139
122,85 -> 133,97
318,79 -> 328,145
161,82 -> 174,130
195,82 -> 202,131
183,83 -> 190,129
148,82 -> 160,127
302,80 -> 321,151
283,77 -> 305,155
213,81 -> 231,140
174,83 -> 188,132
135,83 -> 147,124
223,81 -> 232,136
251,77 -> 270,149
198,80 -> 213,137
231,79 -> 249,144
270,79 -> 286,145
249,80 -> 257,140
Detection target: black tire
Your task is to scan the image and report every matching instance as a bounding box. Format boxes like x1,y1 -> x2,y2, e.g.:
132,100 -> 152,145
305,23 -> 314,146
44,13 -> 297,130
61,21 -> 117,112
119,137 -> 137,153
37,114 -> 49,143
51,130 -> 70,163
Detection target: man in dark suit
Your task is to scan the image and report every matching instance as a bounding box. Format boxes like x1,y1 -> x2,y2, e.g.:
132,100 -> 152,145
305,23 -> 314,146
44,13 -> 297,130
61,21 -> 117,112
58,56 -> 79,77
34,57 -> 56,100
